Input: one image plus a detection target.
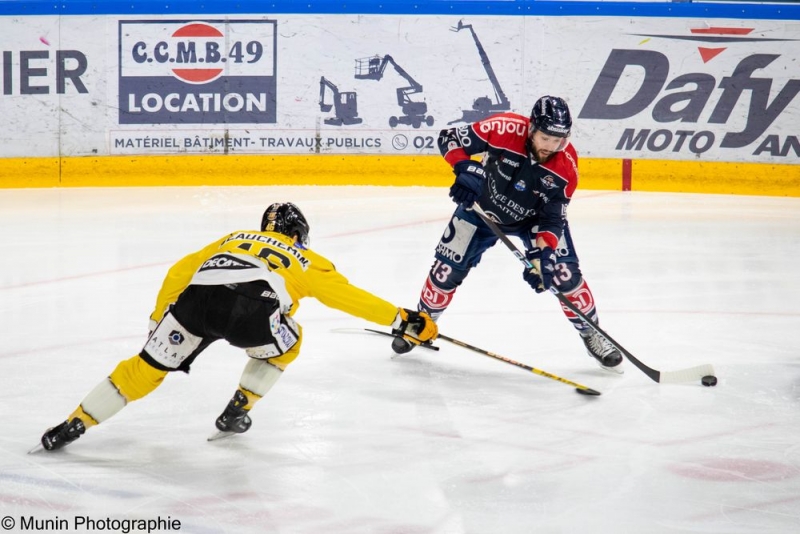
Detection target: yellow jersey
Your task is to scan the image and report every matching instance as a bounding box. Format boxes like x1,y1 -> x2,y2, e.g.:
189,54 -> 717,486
149,230 -> 398,327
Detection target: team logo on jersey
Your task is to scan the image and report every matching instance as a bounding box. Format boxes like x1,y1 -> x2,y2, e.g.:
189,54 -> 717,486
199,254 -> 255,271
540,175 -> 558,189
168,331 -> 185,345
514,179 -> 526,191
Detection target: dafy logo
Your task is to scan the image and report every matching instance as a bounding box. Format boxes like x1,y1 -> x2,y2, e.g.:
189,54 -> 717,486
118,19 -> 277,124
579,26 -> 800,158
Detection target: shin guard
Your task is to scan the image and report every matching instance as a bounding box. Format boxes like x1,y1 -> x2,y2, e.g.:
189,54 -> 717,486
559,278 -> 599,332
418,273 -> 459,320
237,358 -> 283,409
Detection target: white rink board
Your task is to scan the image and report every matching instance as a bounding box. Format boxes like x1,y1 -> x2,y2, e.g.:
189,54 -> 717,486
0,14 -> 798,162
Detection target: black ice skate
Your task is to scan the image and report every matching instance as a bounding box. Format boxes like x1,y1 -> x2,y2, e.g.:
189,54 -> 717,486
581,330 -> 624,374
214,390 -> 252,434
390,333 -> 415,355
41,418 -> 86,451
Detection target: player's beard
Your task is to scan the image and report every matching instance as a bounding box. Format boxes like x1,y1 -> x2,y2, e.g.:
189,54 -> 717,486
527,135 -> 556,164
532,147 -> 553,163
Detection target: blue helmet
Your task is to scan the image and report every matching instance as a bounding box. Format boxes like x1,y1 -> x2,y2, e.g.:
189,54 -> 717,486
530,96 -> 572,138
261,202 -> 310,248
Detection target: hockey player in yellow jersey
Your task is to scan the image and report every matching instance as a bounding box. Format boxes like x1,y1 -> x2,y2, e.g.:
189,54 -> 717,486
38,202 -> 437,450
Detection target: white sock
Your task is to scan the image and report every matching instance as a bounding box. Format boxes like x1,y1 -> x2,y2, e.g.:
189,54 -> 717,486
80,378 -> 127,423
239,359 -> 282,397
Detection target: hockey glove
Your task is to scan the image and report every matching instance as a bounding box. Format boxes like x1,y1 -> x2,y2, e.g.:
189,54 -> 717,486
449,160 -> 486,208
523,247 -> 557,293
393,308 -> 438,345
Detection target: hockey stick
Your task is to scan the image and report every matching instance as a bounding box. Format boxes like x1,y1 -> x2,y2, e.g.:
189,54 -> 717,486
438,333 -> 601,396
470,204 -> 715,384
330,327 -> 440,351
336,327 -> 597,394
363,328 -> 439,351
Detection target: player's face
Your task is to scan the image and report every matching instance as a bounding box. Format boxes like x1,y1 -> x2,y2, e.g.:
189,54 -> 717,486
530,130 -> 567,163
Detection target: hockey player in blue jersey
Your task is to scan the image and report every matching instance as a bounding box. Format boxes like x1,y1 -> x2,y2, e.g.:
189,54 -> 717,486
392,96 -> 623,372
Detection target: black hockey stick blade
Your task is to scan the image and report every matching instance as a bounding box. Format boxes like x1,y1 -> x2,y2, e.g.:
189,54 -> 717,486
438,333 -> 601,396
364,328 -> 440,351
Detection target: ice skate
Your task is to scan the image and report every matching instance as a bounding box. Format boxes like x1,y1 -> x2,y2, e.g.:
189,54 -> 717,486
581,330 -> 624,374
39,418 -> 86,451
210,390 -> 252,441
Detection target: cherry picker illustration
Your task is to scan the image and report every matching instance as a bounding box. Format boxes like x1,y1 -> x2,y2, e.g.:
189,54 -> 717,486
319,76 -> 363,125
354,55 -> 434,128
448,20 -> 511,124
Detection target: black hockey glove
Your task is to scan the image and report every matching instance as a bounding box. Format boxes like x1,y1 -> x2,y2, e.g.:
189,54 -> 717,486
449,160 -> 486,208
523,247 -> 556,293
393,308 -> 438,345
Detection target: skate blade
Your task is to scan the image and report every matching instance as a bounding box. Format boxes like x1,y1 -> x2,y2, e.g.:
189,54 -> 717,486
598,362 -> 624,375
389,349 -> 416,360
28,443 -> 44,454
207,430 -> 237,442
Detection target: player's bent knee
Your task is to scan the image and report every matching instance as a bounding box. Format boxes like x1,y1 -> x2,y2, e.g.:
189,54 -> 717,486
263,342 -> 301,370
110,354 -> 168,402
246,322 -> 303,370
554,263 -> 584,293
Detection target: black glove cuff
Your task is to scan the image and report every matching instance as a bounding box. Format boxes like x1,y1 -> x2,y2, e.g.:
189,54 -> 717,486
454,160 -> 486,178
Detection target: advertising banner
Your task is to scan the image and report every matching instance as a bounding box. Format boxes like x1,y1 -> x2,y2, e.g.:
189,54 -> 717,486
560,18 -> 800,162
0,13 -> 797,163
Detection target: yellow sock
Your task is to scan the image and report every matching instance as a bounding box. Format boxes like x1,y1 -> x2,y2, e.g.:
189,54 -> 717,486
68,406 -> 99,428
237,387 -> 263,410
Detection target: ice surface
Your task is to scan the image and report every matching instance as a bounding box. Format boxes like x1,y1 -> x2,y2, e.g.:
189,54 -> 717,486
1,186 -> 798,533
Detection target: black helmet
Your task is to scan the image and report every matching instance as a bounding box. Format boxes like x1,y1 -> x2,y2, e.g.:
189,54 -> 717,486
530,96 -> 572,138
261,202 -> 310,248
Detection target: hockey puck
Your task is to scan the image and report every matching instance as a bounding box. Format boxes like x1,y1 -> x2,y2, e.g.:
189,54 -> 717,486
701,375 -> 718,387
